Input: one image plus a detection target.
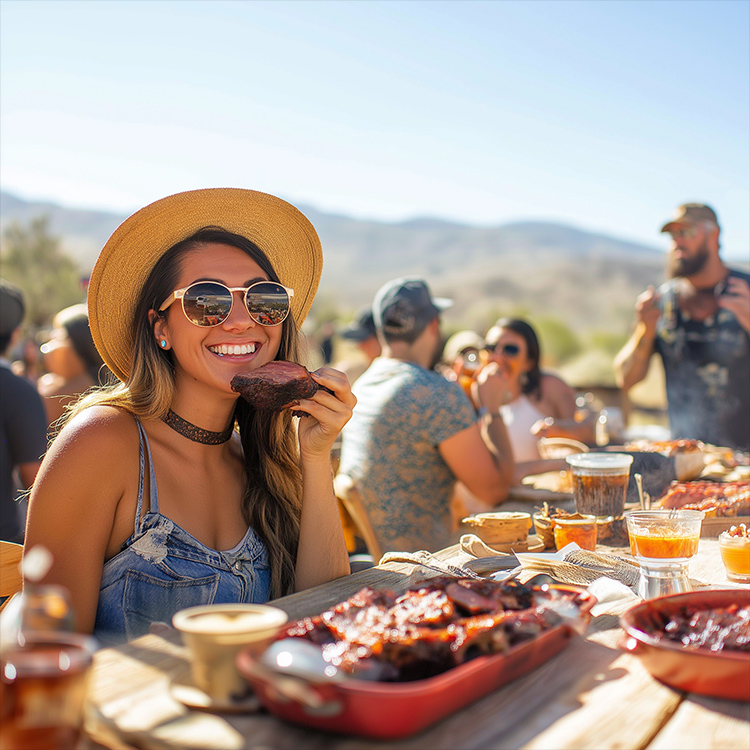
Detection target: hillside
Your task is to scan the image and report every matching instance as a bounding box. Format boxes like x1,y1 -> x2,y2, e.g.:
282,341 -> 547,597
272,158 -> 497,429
1,189 -> 667,339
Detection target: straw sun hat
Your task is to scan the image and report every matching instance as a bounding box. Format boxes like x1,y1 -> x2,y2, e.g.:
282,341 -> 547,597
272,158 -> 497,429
88,188 -> 323,382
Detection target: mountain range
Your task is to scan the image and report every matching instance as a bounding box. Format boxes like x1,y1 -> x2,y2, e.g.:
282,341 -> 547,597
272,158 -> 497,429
0,189 -> 674,338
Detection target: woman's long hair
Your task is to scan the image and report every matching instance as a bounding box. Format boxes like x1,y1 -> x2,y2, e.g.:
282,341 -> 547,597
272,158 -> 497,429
495,317 -> 542,401
68,227 -> 305,598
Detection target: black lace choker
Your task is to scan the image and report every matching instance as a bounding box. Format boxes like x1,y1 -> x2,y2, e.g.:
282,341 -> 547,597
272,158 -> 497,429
162,409 -> 234,445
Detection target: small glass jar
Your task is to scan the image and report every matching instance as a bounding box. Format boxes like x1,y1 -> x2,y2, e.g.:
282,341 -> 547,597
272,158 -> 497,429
719,529 -> 750,583
553,515 -> 597,551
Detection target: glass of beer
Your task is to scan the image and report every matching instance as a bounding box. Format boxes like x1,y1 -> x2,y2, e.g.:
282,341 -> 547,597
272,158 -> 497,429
0,633 -> 96,750
565,453 -> 633,521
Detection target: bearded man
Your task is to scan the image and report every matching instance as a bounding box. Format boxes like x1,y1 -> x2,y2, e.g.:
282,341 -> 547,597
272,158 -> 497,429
615,204 -> 750,450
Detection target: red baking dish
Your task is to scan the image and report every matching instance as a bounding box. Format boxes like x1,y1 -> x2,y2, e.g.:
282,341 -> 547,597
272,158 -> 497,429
237,584 -> 595,739
619,588 -> 750,702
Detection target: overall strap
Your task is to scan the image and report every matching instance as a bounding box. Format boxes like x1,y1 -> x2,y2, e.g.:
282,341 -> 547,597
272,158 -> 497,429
134,419 -> 160,532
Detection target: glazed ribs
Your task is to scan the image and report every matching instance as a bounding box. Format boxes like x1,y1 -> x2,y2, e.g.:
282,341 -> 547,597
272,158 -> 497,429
279,577 -> 565,682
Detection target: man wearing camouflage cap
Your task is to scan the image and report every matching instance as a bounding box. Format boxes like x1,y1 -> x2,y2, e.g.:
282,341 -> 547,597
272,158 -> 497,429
615,204 -> 750,450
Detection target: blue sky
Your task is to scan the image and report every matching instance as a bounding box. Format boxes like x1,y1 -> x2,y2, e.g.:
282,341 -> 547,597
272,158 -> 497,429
1,0 -> 748,259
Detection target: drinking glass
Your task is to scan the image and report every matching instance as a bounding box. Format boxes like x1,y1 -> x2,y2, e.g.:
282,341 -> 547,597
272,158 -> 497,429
625,510 -> 704,599
566,453 -> 633,521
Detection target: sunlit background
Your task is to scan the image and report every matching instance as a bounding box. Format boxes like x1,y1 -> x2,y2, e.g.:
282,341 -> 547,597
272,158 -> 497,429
2,0 -> 748,258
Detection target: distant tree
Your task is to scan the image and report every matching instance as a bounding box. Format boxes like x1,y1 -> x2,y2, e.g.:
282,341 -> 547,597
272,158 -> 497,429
588,330 -> 630,357
530,316 -> 582,366
0,216 -> 84,328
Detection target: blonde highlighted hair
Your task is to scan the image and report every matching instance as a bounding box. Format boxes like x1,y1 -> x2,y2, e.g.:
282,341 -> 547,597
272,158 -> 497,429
68,228 -> 305,598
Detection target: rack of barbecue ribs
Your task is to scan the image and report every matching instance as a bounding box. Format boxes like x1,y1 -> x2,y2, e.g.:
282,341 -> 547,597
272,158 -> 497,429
656,480 -> 750,517
278,576 -> 589,682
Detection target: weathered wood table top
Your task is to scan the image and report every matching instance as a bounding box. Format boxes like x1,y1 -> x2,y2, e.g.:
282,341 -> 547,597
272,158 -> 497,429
82,539 -> 750,750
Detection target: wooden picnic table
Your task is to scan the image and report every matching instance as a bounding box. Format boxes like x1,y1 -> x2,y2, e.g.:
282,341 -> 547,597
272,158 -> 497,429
82,537 -> 749,750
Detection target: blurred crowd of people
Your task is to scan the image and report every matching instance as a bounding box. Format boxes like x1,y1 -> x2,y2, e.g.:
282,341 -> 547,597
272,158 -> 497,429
2,199 -> 748,585
1,280 -> 110,542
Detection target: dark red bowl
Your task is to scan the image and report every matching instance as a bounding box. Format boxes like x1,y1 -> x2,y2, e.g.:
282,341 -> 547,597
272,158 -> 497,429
619,588 -> 750,701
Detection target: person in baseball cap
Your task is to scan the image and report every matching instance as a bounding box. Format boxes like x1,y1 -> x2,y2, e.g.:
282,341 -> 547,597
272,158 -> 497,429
0,278 -> 25,344
616,200 -> 750,451
337,274 -> 514,555
335,306 -> 382,384
373,276 -> 453,344
660,203 -> 719,233
340,306 -> 377,343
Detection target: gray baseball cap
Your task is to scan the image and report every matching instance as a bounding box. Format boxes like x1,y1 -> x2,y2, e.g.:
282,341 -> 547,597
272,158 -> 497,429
0,279 -> 25,337
373,277 -> 452,343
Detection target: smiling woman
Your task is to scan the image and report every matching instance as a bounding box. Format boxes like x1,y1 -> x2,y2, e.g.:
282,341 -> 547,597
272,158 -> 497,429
23,188 -> 354,646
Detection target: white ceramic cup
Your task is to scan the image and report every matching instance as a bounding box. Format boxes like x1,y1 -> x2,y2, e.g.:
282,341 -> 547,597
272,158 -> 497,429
172,603 -> 288,704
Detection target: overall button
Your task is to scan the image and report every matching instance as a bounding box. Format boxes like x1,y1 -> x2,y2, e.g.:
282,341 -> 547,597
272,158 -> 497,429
233,560 -> 243,572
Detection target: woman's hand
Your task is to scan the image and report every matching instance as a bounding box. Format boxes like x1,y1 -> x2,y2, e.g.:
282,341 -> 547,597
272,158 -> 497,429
293,367 -> 356,459
472,360 -> 514,414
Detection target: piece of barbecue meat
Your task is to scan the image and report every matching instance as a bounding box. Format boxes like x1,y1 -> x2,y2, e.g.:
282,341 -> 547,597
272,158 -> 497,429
231,361 -> 332,415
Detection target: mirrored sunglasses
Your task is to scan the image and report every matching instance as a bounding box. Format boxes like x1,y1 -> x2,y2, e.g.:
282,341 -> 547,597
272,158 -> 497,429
159,280 -> 294,327
484,342 -> 521,357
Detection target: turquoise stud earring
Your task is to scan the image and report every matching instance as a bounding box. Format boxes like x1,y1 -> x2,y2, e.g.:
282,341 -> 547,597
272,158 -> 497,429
160,340 -> 167,348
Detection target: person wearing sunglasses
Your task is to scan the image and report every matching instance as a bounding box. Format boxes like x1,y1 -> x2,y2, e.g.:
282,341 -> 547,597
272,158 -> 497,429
480,318 -> 594,479
24,189 -> 355,645
615,203 -> 750,451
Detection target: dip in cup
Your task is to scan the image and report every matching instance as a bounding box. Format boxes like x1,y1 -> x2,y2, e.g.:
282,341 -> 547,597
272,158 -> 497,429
565,453 -> 633,521
172,603 -> 288,706
718,524 -> 750,583
553,515 -> 597,551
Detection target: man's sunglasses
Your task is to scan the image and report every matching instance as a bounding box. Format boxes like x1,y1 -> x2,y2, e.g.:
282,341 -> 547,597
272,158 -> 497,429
159,280 -> 294,327
668,226 -> 700,239
484,342 -> 521,357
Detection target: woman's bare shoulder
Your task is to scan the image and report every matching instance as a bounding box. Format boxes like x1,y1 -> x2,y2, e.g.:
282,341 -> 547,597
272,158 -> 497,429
49,405 -> 139,459
540,372 -> 575,395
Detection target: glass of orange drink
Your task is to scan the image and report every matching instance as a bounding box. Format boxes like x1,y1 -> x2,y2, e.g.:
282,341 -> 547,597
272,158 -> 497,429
625,510 -> 704,599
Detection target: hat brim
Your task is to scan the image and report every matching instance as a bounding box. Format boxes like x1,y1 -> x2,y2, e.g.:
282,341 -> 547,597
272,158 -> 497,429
88,188 -> 322,382
433,297 -> 454,312
660,219 -> 694,233
340,328 -> 373,342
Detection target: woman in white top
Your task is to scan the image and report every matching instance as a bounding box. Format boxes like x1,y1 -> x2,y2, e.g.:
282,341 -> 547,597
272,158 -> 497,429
481,318 -> 594,478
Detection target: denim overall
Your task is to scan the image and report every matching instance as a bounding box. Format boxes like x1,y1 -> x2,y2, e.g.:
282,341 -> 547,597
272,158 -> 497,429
94,420 -> 271,645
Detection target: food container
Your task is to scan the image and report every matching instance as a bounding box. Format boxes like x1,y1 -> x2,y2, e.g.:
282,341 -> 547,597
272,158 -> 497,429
172,603 -> 288,705
718,528 -> 750,583
625,510 -> 704,599
461,512 -> 531,546
533,512 -> 555,549
237,584 -> 595,739
553,515 -> 597,551
619,589 -> 750,701
566,452 -> 633,519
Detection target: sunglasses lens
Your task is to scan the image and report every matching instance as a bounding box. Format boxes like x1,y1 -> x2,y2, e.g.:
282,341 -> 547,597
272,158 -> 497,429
182,282 -> 233,326
503,344 -> 520,356
245,282 -> 291,326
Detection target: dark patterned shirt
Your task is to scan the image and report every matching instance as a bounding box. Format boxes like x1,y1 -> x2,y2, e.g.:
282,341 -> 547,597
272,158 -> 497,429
654,268 -> 750,451
339,357 -> 477,554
